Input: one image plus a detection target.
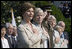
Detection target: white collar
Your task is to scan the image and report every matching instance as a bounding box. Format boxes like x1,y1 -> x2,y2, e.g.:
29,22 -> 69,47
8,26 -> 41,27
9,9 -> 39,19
12,36 -> 16,38
7,34 -> 11,37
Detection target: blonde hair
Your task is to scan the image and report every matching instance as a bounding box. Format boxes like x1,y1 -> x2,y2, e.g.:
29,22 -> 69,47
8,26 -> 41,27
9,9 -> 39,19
48,15 -> 56,21
34,8 -> 43,16
33,8 -> 44,21
48,15 -> 56,25
55,25 -> 62,32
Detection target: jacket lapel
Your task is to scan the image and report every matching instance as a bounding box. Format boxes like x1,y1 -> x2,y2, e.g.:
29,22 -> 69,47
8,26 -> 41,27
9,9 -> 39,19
22,21 -> 33,39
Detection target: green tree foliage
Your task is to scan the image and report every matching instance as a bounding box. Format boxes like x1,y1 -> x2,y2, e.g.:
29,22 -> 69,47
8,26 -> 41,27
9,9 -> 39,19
31,1 -> 71,33
1,1 -> 71,33
51,5 -> 71,33
1,1 -> 25,24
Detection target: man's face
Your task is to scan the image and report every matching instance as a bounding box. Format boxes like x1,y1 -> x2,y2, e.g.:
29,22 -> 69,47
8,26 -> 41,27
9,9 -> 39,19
24,8 -> 34,20
61,25 -> 65,32
45,11 -> 51,21
12,27 -> 17,36
60,23 -> 65,32
8,25 -> 13,35
47,11 -> 51,16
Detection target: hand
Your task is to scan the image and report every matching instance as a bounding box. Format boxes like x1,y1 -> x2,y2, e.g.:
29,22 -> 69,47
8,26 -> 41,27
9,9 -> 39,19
33,28 -> 38,34
61,42 -> 65,47
55,37 -> 60,43
64,39 -> 68,44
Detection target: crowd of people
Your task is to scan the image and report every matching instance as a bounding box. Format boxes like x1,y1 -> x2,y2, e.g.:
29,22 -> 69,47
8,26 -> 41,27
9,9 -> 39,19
1,2 -> 69,48
59,2 -> 71,18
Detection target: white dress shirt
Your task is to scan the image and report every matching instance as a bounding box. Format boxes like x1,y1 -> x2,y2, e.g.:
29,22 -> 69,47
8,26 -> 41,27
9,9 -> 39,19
12,36 -> 17,41
8,35 -> 13,44
1,38 -> 10,48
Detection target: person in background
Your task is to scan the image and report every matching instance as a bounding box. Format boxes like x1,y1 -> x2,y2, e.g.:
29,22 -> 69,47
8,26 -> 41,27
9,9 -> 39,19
32,8 -> 49,48
47,15 -> 59,48
12,26 -> 18,48
42,7 -> 55,48
1,25 -> 10,48
59,2 -> 63,11
54,25 -> 63,48
58,21 -> 69,48
17,2 -> 41,48
5,23 -> 14,48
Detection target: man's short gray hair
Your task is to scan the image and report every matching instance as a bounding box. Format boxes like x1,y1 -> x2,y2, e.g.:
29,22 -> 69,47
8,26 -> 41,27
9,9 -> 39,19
6,23 -> 13,28
6,23 -> 10,28
58,21 -> 65,25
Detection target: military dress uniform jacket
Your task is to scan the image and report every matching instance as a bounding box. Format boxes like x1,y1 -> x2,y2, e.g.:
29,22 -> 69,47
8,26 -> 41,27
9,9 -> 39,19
42,20 -> 54,48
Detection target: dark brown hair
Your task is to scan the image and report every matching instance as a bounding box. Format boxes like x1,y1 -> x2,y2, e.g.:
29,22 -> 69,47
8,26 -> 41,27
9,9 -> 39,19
20,2 -> 35,16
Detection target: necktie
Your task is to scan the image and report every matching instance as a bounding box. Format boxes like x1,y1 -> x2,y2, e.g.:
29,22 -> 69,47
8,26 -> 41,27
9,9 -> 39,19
10,36 -> 12,44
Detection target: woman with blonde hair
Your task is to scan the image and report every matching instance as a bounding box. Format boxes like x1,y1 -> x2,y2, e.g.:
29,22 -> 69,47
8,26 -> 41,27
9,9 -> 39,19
32,8 -> 49,48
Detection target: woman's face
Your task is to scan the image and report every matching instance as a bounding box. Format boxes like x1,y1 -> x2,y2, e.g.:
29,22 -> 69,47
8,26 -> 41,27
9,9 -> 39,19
52,20 -> 56,27
23,8 -> 34,20
1,28 -> 6,37
35,12 -> 44,24
12,27 -> 17,36
8,25 -> 13,35
48,19 -> 56,28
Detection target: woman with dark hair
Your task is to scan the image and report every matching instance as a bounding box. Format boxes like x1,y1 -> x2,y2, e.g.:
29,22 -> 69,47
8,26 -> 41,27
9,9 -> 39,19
1,25 -> 10,48
17,2 -> 41,48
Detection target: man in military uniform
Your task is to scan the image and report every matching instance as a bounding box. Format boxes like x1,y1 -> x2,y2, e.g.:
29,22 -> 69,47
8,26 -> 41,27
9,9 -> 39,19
42,6 -> 56,48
